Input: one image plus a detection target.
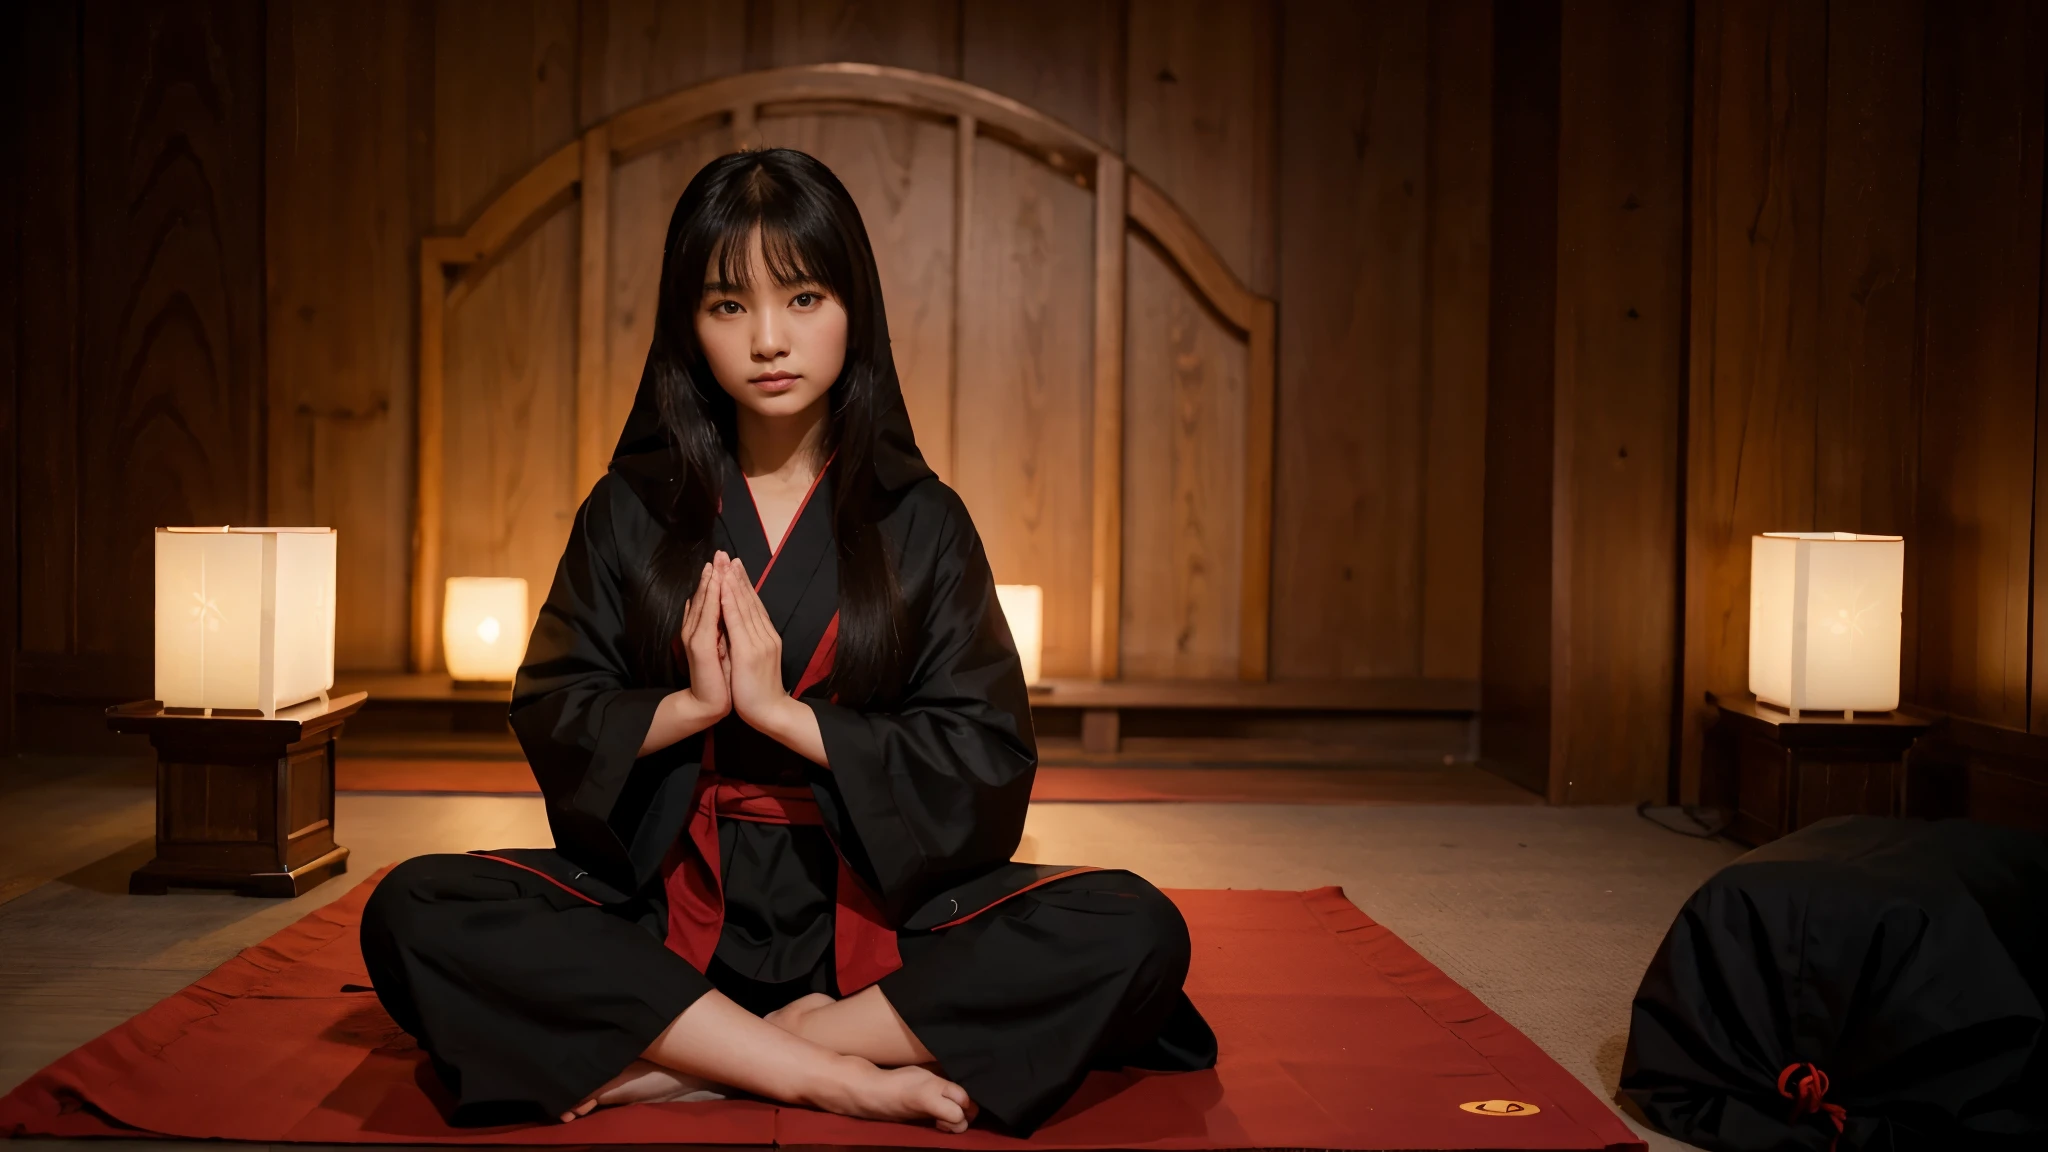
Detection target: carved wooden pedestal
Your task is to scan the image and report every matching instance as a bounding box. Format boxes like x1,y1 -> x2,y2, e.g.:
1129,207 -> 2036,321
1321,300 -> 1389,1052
107,692 -> 366,897
1704,691 -> 1932,847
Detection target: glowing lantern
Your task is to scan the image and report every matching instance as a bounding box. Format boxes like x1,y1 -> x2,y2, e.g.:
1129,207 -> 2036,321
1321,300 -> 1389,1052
1749,532 -> 1905,718
443,577 -> 529,682
154,527 -> 336,715
995,584 -> 1043,685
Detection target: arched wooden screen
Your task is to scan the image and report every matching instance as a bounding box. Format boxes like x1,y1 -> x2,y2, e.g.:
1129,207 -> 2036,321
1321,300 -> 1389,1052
415,63 -> 1275,682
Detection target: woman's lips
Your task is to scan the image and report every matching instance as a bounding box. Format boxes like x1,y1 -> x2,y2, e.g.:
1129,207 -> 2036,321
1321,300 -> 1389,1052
750,372 -> 798,393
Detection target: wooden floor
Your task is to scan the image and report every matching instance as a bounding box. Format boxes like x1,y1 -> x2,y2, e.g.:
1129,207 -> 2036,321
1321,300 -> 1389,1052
0,756 -> 1726,1151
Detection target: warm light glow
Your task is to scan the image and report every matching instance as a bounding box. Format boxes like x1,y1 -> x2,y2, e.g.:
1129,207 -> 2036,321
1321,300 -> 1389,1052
154,527 -> 336,715
995,584 -> 1043,685
444,577 -> 528,682
1749,532 -> 1904,716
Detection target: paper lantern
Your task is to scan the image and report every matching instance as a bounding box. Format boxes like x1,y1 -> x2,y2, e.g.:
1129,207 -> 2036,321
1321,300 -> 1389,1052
1749,532 -> 1905,717
154,527 -> 336,715
443,577 -> 529,682
995,584 -> 1043,685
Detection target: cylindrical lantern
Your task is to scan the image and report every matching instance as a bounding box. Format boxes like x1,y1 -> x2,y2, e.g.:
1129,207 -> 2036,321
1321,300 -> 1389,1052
995,584 -> 1043,686
154,527 -> 337,715
443,577 -> 529,683
1749,532 -> 1904,717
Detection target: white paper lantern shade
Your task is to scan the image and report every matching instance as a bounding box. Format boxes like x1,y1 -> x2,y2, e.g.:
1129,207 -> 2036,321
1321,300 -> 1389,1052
994,584 -> 1043,686
1748,532 -> 1905,718
154,527 -> 336,716
443,577 -> 529,683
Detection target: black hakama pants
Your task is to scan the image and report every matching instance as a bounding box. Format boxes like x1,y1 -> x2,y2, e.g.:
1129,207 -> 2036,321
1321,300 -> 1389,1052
359,853 -> 1204,1134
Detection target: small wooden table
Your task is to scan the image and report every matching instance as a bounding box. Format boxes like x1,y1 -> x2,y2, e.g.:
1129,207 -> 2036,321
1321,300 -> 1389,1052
107,692 -> 365,896
1704,691 -> 1933,846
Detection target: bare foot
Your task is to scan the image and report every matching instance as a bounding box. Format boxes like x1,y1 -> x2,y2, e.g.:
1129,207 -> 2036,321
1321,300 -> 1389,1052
559,1059 -> 727,1122
809,1060 -> 978,1134
765,992 -> 836,1038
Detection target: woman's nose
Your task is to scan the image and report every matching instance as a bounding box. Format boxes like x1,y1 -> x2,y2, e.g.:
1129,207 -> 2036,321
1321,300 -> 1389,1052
751,311 -> 788,361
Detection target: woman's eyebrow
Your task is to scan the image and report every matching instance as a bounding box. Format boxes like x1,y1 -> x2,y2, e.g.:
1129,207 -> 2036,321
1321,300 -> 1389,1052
702,279 -> 742,293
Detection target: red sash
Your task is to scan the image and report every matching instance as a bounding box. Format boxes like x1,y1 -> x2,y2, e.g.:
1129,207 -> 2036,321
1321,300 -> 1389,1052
658,612 -> 903,994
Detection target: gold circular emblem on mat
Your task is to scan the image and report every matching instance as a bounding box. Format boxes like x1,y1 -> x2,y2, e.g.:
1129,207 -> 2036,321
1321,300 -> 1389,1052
1459,1099 -> 1542,1116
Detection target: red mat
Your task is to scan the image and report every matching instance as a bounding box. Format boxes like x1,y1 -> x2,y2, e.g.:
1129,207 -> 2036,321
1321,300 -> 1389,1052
0,870 -> 1642,1151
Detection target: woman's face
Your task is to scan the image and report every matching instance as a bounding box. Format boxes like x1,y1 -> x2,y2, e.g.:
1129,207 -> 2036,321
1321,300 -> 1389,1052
694,229 -> 846,420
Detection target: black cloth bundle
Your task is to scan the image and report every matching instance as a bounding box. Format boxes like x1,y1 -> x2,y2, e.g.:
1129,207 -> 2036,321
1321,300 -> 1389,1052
1621,816 -> 2048,1151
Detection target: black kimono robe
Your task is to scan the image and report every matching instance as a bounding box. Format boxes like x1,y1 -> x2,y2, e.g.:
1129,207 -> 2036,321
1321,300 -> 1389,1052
359,381 -> 1215,1133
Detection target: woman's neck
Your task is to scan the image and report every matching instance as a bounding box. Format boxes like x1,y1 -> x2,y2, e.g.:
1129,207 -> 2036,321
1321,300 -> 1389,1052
735,397 -> 830,483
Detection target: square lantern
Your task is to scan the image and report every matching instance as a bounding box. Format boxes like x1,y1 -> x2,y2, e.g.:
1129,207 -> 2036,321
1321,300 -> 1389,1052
1749,532 -> 1905,717
154,527 -> 337,715
995,584 -> 1043,686
443,577 -> 529,683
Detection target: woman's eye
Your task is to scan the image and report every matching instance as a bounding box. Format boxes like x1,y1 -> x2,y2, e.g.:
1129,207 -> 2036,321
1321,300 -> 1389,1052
793,292 -> 818,308
711,300 -> 741,315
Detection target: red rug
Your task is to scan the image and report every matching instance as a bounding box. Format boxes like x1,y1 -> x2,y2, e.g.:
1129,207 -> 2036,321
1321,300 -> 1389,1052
0,870 -> 1642,1150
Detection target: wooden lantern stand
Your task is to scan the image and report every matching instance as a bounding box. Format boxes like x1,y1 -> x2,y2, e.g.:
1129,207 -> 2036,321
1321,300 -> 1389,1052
107,692 -> 366,897
1704,690 -> 1933,847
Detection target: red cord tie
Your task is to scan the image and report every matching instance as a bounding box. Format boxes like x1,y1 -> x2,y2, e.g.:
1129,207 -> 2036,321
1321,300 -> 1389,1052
1776,1062 -> 1846,1151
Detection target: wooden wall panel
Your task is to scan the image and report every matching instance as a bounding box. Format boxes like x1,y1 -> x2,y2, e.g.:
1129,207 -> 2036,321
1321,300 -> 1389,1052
1813,0 -> 1923,697
1120,238 -> 1248,679
1551,0 -> 1687,803
1121,0 -> 1274,679
1914,0 -> 2045,729
1679,0 -> 1827,801
1479,0 -> 1559,796
961,1 -> 1125,149
745,0 -> 961,75
0,3 -> 22,755
72,0 -> 269,679
1272,0 -> 1429,679
954,142 -> 1097,678
431,0 -> 582,664
1419,0 -> 1492,682
267,0 -> 432,673
579,0 -> 747,125
15,2 -> 82,664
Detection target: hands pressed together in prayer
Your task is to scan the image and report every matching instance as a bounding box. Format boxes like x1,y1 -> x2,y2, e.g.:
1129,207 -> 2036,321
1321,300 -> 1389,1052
644,550 -> 827,763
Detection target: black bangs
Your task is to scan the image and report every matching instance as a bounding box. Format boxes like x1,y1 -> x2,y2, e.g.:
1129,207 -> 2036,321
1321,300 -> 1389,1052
692,165 -> 857,307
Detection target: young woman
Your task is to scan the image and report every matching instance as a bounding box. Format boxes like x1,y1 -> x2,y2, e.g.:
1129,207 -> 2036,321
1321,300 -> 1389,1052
360,148 -> 1215,1136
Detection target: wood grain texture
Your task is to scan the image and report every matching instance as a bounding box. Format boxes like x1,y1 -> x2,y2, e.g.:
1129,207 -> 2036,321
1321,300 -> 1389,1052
14,1 -> 82,661
1125,0 -> 1275,294
0,4 -> 20,756
756,109 -> 959,480
74,0 -> 269,687
1120,235 -> 1247,679
961,0 -> 1126,150
1419,0 -> 1492,682
1814,0 -> 1923,707
1091,156 -> 1128,679
954,139 -> 1098,679
1915,0 -> 2045,729
745,0 -> 961,76
430,0 -> 582,671
578,0 -> 747,125
1679,0 -> 1827,802
1120,0 -> 1275,681
1479,0 -> 1559,796
267,0 -> 433,673
1552,0 -> 1687,804
1273,0 -> 1429,679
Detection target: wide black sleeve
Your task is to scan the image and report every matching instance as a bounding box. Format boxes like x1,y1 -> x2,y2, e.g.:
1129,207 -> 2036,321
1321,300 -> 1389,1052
806,484 -> 1038,922
508,474 -> 697,890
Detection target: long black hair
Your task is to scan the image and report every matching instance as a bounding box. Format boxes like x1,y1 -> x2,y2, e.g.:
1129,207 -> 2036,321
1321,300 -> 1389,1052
619,148 -> 919,706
